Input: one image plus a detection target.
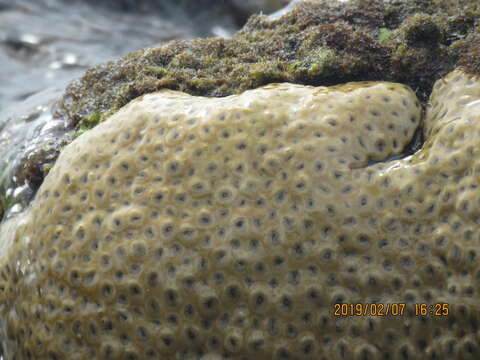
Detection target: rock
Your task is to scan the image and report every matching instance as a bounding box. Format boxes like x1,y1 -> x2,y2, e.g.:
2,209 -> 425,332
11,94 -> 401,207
56,0 -> 480,128
0,87 -> 68,220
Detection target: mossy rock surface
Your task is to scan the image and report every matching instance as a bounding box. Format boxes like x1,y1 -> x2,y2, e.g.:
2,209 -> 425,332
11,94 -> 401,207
56,0 -> 480,128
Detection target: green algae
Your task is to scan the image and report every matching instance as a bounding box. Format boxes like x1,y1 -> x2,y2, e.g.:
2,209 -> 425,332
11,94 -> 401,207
378,28 -> 395,45
73,111 -> 102,138
83,111 -> 101,126
305,47 -> 337,77
146,66 -> 170,77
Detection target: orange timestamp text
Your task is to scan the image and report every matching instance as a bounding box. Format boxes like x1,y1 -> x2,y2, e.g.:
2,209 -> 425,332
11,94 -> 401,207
414,303 -> 449,316
333,303 -> 406,317
333,303 -> 450,317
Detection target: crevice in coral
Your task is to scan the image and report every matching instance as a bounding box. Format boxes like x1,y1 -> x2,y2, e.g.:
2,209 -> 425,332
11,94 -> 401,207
365,121 -> 424,167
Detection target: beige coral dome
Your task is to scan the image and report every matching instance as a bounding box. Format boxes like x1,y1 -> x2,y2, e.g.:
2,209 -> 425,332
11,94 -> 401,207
1,69 -> 480,359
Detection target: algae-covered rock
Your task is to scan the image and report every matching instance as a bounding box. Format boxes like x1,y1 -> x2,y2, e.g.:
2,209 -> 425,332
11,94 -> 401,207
56,0 -> 480,128
1,69 -> 480,359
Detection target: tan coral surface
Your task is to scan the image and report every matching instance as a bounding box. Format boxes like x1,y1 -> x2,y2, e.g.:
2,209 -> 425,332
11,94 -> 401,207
1,70 -> 480,359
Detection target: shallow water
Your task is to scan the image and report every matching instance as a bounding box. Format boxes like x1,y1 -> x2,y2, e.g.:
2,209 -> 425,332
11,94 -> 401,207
0,0 -> 241,111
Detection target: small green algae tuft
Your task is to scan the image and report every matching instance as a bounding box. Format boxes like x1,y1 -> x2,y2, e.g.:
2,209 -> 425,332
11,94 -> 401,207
378,28 -> 395,46
73,111 -> 102,138
306,48 -> 337,77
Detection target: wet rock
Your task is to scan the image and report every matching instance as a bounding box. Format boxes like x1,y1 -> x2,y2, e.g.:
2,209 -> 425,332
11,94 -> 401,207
0,87 -> 69,219
56,0 -> 480,129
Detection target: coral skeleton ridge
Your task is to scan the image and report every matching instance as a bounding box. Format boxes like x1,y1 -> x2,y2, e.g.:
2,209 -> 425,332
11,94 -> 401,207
1,69 -> 480,359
